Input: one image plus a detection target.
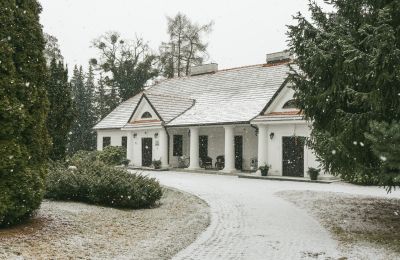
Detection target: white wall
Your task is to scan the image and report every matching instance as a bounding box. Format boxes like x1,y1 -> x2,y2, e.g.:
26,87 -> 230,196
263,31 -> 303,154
97,128 -> 168,167
129,127 -> 166,167
130,98 -> 159,122
266,86 -> 297,113
265,123 -> 312,176
96,129 -> 126,151
167,125 -> 258,171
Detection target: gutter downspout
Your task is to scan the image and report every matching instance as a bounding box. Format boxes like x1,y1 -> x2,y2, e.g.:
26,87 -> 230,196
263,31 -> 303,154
163,125 -> 170,165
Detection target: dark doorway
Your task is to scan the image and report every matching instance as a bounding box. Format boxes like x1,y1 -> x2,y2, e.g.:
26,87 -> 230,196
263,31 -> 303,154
282,136 -> 305,177
199,136 -> 208,158
142,138 -> 152,167
234,136 -> 243,170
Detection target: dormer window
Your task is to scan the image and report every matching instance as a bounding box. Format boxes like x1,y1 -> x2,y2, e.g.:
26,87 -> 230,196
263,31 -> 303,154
141,111 -> 152,119
282,99 -> 298,109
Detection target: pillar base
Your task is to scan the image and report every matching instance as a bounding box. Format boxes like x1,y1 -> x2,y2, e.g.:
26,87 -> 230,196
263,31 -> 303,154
220,168 -> 237,174
187,167 -> 201,171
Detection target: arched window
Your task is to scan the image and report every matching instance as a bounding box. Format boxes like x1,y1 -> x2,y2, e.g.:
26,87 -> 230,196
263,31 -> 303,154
141,111 -> 152,119
282,99 -> 298,109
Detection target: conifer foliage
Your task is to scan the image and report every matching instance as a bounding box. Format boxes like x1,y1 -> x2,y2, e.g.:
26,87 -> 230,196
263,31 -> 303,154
0,0 -> 50,226
68,65 -> 97,153
288,0 -> 400,189
46,58 -> 73,160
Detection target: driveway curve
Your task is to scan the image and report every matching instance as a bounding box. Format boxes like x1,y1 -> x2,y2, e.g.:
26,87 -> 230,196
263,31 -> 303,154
143,171 -> 400,260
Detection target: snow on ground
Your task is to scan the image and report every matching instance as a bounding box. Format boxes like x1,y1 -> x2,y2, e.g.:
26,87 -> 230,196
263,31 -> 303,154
0,188 -> 209,260
277,190 -> 400,260
144,170 -> 400,260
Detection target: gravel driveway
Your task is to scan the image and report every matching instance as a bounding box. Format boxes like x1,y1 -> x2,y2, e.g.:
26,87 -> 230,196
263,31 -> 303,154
144,170 -> 400,260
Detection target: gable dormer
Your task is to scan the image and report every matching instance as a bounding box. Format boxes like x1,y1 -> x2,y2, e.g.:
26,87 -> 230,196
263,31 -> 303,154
128,94 -> 162,124
263,85 -> 301,116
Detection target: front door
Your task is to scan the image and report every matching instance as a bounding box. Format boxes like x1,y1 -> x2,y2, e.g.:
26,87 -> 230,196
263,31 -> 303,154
234,136 -> 243,170
282,136 -> 305,177
142,138 -> 152,167
199,136 -> 208,159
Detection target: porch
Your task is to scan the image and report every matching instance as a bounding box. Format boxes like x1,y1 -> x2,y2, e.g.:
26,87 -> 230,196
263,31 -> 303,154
167,124 -> 258,173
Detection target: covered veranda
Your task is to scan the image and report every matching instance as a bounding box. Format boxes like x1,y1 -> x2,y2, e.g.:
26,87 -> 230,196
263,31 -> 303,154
167,124 -> 259,173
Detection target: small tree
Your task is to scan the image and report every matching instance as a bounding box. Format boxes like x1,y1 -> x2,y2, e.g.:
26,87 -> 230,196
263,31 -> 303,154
69,65 -> 96,153
46,58 -> 74,160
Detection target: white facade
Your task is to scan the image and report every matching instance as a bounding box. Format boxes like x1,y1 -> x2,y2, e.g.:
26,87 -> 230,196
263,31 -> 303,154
94,62 -> 334,180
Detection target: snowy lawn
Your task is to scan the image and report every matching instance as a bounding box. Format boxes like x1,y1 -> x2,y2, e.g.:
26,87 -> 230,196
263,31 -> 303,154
0,187 -> 209,259
277,190 -> 400,259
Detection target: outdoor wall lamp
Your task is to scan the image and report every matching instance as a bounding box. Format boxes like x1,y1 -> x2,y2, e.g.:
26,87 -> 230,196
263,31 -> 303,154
270,132 -> 275,140
154,132 -> 159,138
133,133 -> 137,138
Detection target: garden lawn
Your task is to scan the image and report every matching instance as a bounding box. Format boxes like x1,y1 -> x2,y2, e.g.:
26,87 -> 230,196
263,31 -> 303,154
277,190 -> 400,259
0,187 -> 209,259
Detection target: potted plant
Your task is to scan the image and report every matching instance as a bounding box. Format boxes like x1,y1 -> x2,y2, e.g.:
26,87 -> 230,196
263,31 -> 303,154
308,167 -> 320,180
152,160 -> 162,169
259,164 -> 270,176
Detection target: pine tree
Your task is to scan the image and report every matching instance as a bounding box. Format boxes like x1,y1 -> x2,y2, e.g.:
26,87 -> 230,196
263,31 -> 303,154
288,0 -> 400,189
0,0 -> 50,226
69,65 -> 96,154
46,58 -> 73,160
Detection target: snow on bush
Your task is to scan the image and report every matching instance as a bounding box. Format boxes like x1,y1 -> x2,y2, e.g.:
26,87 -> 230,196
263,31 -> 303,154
46,160 -> 162,209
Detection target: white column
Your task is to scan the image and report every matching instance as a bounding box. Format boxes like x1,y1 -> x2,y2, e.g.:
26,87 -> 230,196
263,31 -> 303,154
159,128 -> 169,168
188,127 -> 200,169
222,125 -> 235,173
257,124 -> 268,168
96,131 -> 103,151
126,132 -> 133,165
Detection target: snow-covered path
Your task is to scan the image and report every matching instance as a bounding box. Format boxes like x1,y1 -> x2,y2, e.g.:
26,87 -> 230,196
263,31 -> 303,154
143,171 -> 400,260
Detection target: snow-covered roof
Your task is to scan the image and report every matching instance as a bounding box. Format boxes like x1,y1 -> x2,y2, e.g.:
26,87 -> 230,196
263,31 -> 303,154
144,93 -> 194,123
94,62 -> 290,129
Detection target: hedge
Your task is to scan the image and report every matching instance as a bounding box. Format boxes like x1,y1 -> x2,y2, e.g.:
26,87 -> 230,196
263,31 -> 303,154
46,160 -> 162,209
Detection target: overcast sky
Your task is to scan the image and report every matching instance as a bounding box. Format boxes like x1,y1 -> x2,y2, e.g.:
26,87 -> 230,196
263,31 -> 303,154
39,0 -> 313,72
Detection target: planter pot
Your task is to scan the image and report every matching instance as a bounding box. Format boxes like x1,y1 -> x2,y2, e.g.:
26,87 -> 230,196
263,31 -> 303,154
261,170 -> 268,176
309,172 -> 319,180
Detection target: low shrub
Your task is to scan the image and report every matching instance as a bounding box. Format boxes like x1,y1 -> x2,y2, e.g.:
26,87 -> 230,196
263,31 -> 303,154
307,167 -> 320,180
97,146 -> 129,166
46,161 -> 162,209
259,164 -> 270,176
152,160 -> 162,169
68,150 -> 98,167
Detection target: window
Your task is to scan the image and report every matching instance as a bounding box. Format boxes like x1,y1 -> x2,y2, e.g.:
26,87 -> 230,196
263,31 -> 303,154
282,99 -> 298,109
173,135 -> 183,156
102,137 -> 111,148
122,136 -> 127,150
141,111 -> 152,119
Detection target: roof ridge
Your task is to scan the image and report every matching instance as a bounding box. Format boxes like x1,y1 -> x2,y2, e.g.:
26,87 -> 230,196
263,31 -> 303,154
150,63 -> 268,86
216,63 -> 264,72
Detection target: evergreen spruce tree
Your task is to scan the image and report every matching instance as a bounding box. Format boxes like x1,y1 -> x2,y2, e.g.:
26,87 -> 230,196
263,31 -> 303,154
95,74 -> 108,120
288,0 -> 400,190
46,58 -> 73,160
0,0 -> 50,226
69,65 -> 96,153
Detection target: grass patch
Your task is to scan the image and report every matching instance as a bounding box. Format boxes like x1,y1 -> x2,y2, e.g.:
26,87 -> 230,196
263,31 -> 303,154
277,191 -> 400,254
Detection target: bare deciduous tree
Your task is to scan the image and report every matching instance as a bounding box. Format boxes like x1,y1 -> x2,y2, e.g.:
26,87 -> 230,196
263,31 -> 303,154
160,13 -> 213,78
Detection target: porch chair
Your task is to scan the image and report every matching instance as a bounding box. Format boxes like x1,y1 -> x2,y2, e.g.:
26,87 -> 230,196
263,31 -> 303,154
215,155 -> 225,170
200,156 -> 213,169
